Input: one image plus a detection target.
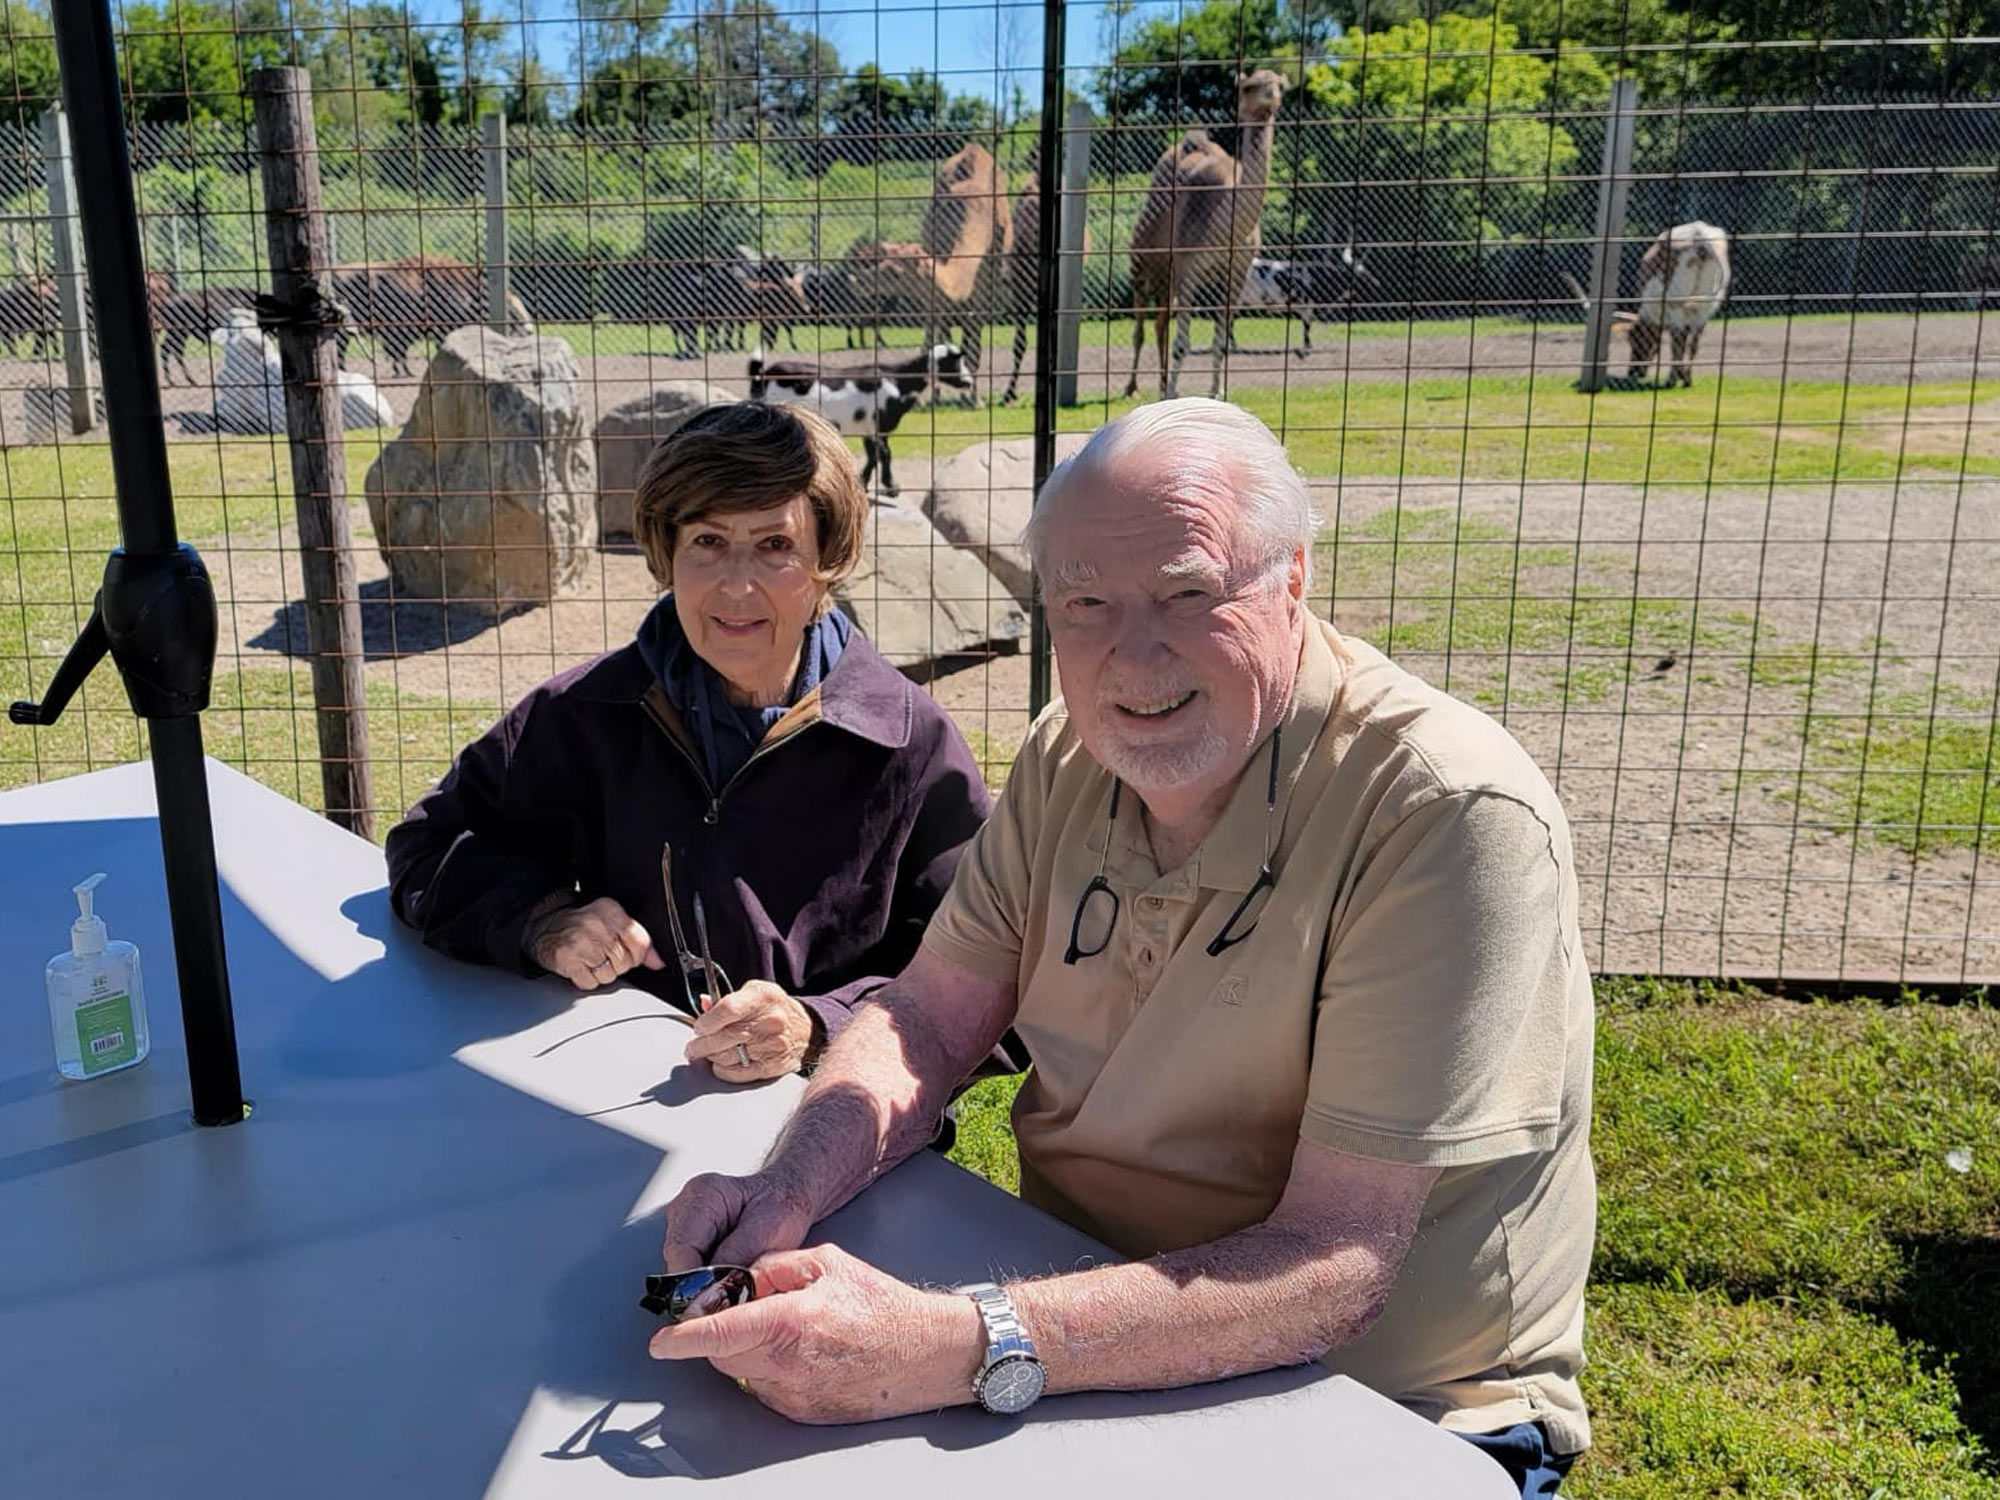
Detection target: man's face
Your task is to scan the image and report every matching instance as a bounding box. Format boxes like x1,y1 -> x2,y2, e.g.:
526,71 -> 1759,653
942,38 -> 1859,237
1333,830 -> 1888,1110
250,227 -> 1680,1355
1041,458 -> 1305,804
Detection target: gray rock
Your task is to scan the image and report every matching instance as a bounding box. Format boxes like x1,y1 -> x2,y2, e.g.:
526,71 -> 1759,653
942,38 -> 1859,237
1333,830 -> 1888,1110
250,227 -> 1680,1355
835,499 -> 1026,670
593,381 -> 735,537
922,434 -> 1086,605
364,326 -> 595,615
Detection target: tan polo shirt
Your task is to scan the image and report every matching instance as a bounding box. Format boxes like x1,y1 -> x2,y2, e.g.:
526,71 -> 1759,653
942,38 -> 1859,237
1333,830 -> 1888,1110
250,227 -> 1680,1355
922,619 -> 1595,1454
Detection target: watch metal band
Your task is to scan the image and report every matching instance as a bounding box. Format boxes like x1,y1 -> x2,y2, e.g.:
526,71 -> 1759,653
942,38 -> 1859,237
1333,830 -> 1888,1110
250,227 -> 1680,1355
963,1281 -> 1030,1353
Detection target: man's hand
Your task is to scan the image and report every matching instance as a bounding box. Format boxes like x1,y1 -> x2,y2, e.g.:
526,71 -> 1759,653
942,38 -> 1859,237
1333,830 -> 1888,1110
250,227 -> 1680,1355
647,1244 -> 984,1424
662,1167 -> 818,1272
684,980 -> 820,1082
523,897 -> 665,990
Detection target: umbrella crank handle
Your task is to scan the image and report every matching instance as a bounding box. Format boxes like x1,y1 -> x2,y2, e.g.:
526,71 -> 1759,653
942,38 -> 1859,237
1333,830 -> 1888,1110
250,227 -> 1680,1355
9,599 -> 108,727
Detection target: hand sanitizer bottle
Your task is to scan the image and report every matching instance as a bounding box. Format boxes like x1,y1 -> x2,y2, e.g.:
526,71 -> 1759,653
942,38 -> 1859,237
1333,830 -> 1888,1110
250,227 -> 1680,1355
46,873 -> 150,1081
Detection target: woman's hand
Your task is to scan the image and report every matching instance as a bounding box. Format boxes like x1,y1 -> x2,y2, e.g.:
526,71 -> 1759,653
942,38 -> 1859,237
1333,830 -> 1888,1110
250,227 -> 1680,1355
684,980 -> 821,1082
523,897 -> 666,990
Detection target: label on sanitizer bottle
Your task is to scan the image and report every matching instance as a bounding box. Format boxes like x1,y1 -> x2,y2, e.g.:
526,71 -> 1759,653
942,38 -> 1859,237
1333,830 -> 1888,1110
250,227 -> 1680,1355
75,991 -> 137,1074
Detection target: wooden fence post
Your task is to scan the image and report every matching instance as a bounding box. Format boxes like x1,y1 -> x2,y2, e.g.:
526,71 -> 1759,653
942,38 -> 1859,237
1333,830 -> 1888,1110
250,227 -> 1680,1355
251,67 -> 375,838
40,105 -> 97,433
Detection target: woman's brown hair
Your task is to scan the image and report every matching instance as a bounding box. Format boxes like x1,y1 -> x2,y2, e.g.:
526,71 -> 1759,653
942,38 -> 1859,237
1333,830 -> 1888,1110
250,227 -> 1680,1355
632,401 -> 867,590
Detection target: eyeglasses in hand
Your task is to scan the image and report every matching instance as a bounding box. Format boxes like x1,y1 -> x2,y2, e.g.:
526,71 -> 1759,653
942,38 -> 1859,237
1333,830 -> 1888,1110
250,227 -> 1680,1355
659,844 -> 733,1018
640,1265 -> 755,1323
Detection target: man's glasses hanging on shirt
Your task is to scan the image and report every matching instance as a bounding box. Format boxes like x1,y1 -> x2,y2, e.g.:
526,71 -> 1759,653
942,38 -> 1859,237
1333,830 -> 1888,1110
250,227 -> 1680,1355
1062,728 -> 1283,966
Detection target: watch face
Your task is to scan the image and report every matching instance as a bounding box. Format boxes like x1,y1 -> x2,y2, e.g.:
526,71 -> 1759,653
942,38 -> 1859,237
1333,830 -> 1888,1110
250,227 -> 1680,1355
981,1355 -> 1046,1415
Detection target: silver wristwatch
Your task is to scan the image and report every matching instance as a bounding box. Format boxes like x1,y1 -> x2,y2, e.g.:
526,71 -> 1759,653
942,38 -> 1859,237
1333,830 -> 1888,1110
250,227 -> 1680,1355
959,1281 -> 1046,1416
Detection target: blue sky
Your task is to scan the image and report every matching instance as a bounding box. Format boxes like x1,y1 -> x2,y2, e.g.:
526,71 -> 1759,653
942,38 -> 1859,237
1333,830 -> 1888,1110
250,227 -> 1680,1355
414,0 -> 1144,103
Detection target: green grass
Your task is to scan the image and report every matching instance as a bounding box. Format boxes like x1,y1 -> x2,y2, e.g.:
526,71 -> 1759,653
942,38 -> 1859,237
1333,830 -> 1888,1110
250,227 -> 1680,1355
533,336 -> 2000,492
1788,688 -> 2000,855
948,979 -> 2000,1496
0,659 -> 493,833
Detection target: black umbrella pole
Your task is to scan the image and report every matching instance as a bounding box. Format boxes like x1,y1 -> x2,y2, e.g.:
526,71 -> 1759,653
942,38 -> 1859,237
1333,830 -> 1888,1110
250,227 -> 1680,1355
51,0 -> 245,1126
149,720 -> 245,1125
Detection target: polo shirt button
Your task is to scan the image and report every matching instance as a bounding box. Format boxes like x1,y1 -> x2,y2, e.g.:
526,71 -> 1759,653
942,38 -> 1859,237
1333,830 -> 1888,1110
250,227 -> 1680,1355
1141,896 -> 1163,911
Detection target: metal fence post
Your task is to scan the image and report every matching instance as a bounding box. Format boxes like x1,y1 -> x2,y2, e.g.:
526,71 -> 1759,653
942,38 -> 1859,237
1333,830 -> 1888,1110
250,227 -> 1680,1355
482,111 -> 509,324
1028,0 -> 1069,716
40,104 -> 97,433
1055,100 -> 1090,409
251,67 -> 375,839
1580,78 -> 1639,393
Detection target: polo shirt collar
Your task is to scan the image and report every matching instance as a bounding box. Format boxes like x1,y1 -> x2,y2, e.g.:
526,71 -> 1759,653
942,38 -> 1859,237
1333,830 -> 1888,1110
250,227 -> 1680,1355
1191,619 -> 1341,894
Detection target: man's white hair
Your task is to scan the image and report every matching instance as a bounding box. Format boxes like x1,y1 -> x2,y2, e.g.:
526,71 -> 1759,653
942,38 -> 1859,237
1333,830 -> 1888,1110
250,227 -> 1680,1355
1024,398 -> 1321,589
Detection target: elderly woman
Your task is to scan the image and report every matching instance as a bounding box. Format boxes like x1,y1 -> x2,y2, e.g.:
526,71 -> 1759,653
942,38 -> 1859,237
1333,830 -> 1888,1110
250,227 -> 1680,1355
385,401 -> 991,1081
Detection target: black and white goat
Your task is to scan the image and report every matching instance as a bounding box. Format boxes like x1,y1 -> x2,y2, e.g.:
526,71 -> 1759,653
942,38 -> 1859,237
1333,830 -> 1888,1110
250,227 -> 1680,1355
1239,249 -> 1377,356
747,343 -> 970,497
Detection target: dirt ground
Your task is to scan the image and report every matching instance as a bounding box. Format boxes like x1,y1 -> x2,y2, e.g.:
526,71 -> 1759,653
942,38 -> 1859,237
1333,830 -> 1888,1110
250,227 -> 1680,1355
10,308 -> 1996,446
1068,307 -> 2000,394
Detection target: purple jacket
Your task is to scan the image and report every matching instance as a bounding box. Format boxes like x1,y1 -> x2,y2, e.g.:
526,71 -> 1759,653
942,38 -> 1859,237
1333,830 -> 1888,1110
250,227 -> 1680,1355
385,630 -> 991,1039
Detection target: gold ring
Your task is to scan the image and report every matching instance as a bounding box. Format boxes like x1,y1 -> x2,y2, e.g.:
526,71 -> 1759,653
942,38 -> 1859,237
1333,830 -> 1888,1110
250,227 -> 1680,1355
736,1376 -> 754,1396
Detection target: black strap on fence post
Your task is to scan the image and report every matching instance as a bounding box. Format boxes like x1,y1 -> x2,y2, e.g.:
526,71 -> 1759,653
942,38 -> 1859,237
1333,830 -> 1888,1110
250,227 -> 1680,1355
1028,0 -> 1068,718
42,0 -> 246,1127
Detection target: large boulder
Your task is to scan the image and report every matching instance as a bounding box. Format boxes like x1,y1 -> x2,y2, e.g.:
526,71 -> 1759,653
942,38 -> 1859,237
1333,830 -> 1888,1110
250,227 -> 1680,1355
364,325 -> 595,615
835,499 -> 1026,670
592,381 -> 734,538
922,434 -> 1087,605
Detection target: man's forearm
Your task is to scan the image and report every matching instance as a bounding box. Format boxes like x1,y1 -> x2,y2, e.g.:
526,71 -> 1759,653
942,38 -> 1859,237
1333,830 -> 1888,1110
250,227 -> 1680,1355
762,971 -> 995,1223
1008,1219 -> 1404,1395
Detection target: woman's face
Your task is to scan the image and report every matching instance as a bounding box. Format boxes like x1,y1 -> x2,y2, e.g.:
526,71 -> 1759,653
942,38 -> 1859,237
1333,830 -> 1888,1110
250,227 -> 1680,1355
671,494 -> 826,705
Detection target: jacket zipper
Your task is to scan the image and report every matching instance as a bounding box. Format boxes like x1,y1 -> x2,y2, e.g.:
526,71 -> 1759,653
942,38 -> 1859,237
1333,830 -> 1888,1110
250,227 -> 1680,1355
640,693 -> 819,826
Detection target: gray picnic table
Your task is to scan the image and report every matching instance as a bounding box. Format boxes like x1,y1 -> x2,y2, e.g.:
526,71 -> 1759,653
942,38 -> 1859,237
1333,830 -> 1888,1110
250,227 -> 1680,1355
0,759 -> 1513,1498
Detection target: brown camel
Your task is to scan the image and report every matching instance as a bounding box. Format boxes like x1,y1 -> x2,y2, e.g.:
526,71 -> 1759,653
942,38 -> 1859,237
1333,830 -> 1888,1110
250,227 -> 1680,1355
920,141 -> 1010,399
1123,69 -> 1286,401
999,172 -> 1093,406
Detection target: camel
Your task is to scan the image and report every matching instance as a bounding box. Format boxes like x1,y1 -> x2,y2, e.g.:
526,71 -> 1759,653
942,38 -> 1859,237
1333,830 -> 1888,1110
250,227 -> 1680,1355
1001,174 -> 1041,405
920,141 -> 1010,400
999,172 -> 1093,406
1123,69 -> 1286,401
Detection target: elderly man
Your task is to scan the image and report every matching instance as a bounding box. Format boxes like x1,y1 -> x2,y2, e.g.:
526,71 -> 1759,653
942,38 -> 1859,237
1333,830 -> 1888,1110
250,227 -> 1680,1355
649,399 -> 1594,1497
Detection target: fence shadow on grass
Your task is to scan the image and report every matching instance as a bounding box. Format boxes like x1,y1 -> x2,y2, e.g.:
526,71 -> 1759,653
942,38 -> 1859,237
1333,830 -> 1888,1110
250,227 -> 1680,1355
1883,1232 -> 2000,1464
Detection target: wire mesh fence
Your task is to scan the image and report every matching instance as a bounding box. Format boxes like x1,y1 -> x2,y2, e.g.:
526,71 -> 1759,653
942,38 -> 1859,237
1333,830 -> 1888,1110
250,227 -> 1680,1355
0,1 -> 1995,987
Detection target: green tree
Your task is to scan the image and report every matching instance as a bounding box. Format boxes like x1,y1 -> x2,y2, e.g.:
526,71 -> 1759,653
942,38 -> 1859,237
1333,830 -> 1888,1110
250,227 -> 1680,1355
1304,13 -> 1608,243
673,1 -> 839,142
118,0 -> 244,125
825,64 -> 993,163
573,53 -> 701,129
0,0 -> 59,128
1689,0 -> 2000,99
447,2 -> 506,124
505,54 -> 559,127
1098,0 -> 1338,123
